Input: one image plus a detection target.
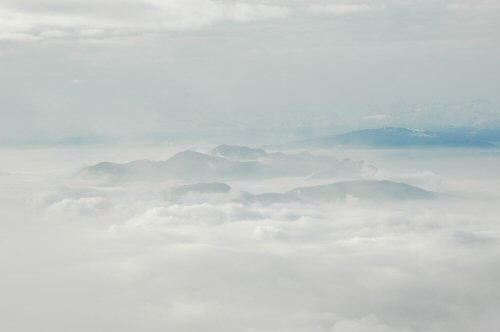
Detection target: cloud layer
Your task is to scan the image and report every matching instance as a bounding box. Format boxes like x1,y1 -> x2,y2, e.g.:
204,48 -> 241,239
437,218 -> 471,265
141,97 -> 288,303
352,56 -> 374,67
1,0 -> 498,43
1,147 -> 500,331
0,0 -> 292,42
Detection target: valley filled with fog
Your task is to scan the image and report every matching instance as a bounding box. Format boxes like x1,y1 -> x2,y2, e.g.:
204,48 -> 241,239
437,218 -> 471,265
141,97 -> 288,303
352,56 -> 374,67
1,145 -> 499,332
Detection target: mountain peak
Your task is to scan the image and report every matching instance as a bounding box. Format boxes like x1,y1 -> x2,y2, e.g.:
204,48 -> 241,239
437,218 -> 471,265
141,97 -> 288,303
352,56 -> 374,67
283,127 -> 495,149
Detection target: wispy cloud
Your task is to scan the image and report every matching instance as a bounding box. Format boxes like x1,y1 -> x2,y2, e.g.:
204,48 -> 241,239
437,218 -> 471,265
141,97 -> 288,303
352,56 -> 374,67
0,0 -> 291,42
306,3 -> 374,15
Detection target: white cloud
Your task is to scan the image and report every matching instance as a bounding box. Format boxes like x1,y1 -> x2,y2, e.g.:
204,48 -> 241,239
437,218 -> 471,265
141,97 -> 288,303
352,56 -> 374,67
124,202 -> 264,227
2,148 -> 500,331
0,0 -> 291,42
253,225 -> 289,241
307,4 -> 374,15
47,196 -> 111,215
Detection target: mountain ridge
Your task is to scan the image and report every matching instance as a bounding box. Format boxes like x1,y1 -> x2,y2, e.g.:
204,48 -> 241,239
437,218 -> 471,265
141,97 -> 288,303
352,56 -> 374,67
280,127 -> 497,149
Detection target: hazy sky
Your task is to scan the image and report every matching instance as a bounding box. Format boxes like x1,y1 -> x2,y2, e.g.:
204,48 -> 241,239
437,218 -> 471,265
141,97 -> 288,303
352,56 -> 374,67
1,0 -> 500,144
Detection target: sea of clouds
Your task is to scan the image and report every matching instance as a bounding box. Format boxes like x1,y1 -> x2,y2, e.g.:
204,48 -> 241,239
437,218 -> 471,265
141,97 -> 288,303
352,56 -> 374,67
1,147 -> 499,332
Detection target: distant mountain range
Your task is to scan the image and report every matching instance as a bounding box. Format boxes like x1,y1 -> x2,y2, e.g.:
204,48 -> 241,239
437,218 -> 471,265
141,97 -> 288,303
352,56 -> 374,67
281,127 -> 498,149
285,180 -> 435,202
165,180 -> 436,204
83,150 -> 267,182
82,145 -> 375,182
81,142 -> 439,203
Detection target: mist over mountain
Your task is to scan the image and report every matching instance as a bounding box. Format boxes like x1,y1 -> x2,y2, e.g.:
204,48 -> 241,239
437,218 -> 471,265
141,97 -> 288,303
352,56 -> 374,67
283,127 -> 497,149
3,145 -> 500,332
380,100 -> 500,130
3,0 -> 500,329
82,144 -> 434,205
164,179 -> 434,205
287,180 -> 435,202
445,127 -> 500,145
309,158 -> 378,180
82,145 -> 376,182
84,150 -> 267,182
165,182 -> 233,202
211,145 -> 268,160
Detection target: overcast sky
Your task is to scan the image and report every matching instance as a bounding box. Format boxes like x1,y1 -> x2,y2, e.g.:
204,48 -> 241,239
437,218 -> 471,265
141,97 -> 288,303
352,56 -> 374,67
1,0 -> 500,144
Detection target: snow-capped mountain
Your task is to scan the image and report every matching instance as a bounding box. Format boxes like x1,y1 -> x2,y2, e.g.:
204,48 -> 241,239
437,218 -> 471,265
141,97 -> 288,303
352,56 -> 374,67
284,127 -> 496,149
